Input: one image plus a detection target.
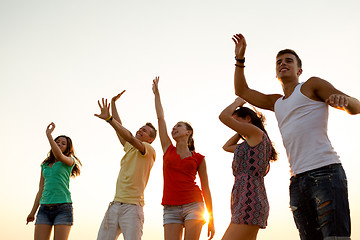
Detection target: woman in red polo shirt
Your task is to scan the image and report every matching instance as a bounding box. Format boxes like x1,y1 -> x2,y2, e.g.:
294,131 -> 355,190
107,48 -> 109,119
152,77 -> 215,240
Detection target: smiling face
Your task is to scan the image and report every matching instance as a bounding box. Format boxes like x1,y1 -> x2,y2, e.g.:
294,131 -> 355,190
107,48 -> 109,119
171,122 -> 191,139
135,125 -> 154,143
55,136 -> 68,153
276,53 -> 303,80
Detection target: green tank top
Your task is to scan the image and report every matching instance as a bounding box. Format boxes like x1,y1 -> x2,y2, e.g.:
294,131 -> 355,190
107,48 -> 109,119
40,160 -> 74,204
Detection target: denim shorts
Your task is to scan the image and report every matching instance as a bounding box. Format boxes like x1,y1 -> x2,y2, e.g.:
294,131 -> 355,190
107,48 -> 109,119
163,202 -> 205,226
35,203 -> 73,226
289,164 -> 350,240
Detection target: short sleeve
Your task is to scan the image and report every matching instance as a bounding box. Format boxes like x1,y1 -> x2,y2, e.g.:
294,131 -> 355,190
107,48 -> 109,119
123,141 -> 131,152
143,142 -> 156,161
194,152 -> 205,167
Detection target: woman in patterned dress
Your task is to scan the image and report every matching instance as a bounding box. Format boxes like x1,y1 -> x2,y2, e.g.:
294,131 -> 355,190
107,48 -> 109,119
219,97 -> 277,240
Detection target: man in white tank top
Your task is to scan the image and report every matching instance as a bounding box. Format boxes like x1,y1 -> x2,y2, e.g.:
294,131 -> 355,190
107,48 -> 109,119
231,33 -> 360,240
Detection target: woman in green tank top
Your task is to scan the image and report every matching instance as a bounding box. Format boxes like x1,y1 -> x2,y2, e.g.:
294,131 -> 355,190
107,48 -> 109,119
26,122 -> 81,240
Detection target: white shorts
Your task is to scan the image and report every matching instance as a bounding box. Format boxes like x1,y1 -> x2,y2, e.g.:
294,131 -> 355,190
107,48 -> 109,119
163,202 -> 205,226
97,202 -> 144,240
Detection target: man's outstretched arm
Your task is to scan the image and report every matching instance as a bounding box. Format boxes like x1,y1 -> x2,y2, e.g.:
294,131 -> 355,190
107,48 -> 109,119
111,90 -> 127,146
233,33 -> 281,111
306,77 -> 360,115
95,98 -> 146,154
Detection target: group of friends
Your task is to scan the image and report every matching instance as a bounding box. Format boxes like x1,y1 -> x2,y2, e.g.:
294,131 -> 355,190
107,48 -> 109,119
26,33 -> 360,240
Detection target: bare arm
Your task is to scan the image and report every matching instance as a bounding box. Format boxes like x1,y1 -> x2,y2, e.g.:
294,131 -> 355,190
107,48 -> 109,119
26,171 -> 44,224
152,77 -> 172,153
219,97 -> 263,146
232,34 -> 282,111
111,90 -> 128,146
223,133 -> 241,153
198,159 -> 215,240
46,123 -> 74,166
305,77 -> 360,115
95,98 -> 146,154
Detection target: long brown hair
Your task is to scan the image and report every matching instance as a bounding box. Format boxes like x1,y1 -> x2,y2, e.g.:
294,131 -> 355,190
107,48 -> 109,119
42,135 -> 82,177
233,107 -> 278,161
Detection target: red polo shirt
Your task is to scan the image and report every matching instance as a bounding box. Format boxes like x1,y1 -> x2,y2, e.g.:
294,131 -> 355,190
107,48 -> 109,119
162,144 -> 204,205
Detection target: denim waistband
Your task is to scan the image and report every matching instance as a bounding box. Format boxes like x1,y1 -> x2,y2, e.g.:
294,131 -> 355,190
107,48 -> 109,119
291,163 -> 341,179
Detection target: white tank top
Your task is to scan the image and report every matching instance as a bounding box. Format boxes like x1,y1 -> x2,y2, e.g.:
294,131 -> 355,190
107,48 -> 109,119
274,82 -> 340,176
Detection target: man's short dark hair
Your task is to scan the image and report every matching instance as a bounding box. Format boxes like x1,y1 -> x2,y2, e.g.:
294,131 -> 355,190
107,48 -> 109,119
277,49 -> 302,68
146,122 -> 157,139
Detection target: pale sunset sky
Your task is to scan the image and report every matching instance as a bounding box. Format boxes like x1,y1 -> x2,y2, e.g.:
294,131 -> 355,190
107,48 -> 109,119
0,0 -> 359,239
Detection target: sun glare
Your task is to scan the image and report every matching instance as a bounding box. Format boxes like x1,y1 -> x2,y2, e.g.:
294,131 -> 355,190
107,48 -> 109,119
204,210 -> 210,223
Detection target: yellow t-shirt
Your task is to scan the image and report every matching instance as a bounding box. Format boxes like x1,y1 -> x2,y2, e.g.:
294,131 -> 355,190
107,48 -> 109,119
114,141 -> 156,206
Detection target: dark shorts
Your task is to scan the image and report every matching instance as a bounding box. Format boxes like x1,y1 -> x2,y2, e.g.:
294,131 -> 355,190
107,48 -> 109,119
35,203 -> 73,226
289,164 -> 351,240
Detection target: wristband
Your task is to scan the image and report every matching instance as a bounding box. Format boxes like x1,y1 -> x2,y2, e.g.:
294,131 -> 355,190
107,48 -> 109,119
105,115 -> 113,122
235,64 -> 245,68
235,57 -> 245,63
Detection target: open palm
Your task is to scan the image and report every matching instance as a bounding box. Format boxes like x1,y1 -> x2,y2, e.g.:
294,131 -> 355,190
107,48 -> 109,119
94,98 -> 111,120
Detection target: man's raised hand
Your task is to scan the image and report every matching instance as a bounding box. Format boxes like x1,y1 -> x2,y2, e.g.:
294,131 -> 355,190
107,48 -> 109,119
112,90 -> 126,103
95,98 -> 111,120
232,33 -> 247,59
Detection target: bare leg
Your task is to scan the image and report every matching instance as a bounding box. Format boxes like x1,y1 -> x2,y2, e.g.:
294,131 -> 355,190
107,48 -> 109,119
53,225 -> 71,240
221,223 -> 260,240
34,224 -> 52,240
184,220 -> 203,240
164,223 -> 183,240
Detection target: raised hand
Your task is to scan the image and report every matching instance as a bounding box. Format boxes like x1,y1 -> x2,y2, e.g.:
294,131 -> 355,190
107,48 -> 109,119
94,98 -> 111,120
232,33 -> 247,59
112,90 -> 126,103
152,76 -> 160,94
46,122 -> 55,136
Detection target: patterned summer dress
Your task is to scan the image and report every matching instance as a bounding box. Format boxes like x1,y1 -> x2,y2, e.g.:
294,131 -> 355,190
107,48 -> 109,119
231,132 -> 272,228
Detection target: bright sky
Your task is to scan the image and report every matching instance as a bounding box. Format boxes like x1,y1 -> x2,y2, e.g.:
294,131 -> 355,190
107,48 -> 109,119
1,0 -> 359,239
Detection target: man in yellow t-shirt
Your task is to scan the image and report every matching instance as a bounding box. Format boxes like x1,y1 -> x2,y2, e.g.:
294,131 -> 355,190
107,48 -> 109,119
95,91 -> 156,240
